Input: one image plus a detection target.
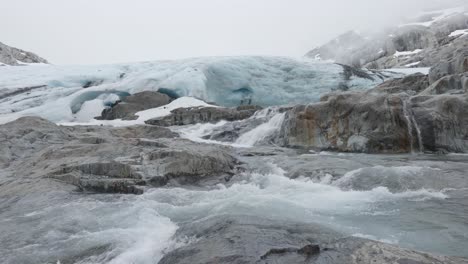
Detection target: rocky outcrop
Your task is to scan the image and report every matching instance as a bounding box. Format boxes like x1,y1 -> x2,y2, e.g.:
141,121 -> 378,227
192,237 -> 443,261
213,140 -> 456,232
369,73 -> 430,94
0,117 -> 239,195
421,73 -> 468,95
278,92 -> 415,153
284,31 -> 468,153
428,48 -> 468,83
145,105 -> 261,126
0,41 -> 48,66
279,71 -> 468,153
160,215 -> 467,264
97,91 -> 172,120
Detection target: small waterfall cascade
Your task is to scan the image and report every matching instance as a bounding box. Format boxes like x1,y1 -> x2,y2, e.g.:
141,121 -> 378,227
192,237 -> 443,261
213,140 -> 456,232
402,97 -> 424,153
235,108 -> 285,147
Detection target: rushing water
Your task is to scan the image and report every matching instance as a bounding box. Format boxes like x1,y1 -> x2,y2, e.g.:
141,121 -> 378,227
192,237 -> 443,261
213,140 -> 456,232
1,152 -> 468,264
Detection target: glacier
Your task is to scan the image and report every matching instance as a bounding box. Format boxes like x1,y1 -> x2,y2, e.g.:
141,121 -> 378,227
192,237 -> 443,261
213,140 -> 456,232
0,56 -> 395,124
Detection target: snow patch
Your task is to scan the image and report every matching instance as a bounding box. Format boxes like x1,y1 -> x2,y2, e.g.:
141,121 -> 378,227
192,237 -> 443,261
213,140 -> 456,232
449,29 -> 468,37
58,97 -> 216,127
135,97 -> 216,122
387,67 -> 430,75
394,49 -> 422,57
405,61 -> 421,67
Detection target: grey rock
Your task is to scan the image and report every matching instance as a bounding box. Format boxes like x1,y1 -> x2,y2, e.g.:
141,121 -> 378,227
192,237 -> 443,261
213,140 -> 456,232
145,105 -> 262,126
159,215 -> 467,264
0,41 -> 48,66
278,89 -> 468,153
0,117 -> 238,195
97,91 -> 172,120
369,73 -> 429,95
391,26 -> 438,52
411,94 -> 468,152
430,13 -> 468,44
421,73 -> 468,95
429,48 -> 468,83
278,92 -> 414,153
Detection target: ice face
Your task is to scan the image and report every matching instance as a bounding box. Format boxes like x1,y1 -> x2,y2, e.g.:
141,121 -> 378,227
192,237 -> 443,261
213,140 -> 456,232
0,56 -> 390,124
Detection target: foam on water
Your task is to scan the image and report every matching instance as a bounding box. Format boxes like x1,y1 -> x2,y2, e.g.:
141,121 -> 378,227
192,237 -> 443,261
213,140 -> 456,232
2,161 -> 465,263
0,194 -> 180,264
141,163 -> 448,240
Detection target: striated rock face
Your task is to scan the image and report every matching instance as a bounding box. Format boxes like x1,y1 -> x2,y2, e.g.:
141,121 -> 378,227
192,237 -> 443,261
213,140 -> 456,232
279,72 -> 468,153
145,105 -> 261,126
0,117 -> 238,195
421,73 -> 468,95
429,48 -> 468,83
368,73 -> 430,94
97,91 -> 172,120
411,94 -> 468,152
159,215 -> 467,264
0,41 -> 48,66
278,92 -> 414,153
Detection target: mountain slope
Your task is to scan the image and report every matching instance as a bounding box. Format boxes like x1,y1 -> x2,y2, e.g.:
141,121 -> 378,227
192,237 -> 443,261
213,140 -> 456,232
0,41 -> 49,66
306,6 -> 468,70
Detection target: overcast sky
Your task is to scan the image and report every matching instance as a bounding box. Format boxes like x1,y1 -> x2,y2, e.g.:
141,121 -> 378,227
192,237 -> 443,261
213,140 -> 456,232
1,0 -> 464,65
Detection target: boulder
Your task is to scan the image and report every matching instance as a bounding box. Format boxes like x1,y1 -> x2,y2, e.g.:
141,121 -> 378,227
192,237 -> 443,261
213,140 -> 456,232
159,215 -> 467,264
145,105 -> 261,126
97,91 -> 172,120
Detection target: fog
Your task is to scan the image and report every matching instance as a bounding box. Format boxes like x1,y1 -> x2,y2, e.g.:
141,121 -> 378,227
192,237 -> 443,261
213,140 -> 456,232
1,0 -> 465,64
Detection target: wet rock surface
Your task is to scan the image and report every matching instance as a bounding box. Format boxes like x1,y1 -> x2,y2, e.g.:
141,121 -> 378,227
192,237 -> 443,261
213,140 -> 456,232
145,105 -> 262,126
0,117 -> 238,195
279,70 -> 468,153
278,92 -> 415,153
160,215 -> 467,264
98,91 -> 172,120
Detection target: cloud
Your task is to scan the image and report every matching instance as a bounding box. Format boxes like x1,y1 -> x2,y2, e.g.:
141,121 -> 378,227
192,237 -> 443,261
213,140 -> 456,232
1,0 -> 465,64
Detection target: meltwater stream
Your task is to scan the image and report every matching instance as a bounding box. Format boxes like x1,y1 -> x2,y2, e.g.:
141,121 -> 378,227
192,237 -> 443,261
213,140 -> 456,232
2,155 -> 468,264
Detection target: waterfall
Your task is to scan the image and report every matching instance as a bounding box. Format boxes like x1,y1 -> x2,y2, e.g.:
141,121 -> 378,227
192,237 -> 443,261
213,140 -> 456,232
235,111 -> 286,147
402,98 -> 424,153
402,99 -> 415,153
411,114 -> 424,153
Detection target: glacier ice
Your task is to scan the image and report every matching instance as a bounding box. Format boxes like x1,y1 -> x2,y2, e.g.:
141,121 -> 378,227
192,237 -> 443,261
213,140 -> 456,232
0,56 -> 396,124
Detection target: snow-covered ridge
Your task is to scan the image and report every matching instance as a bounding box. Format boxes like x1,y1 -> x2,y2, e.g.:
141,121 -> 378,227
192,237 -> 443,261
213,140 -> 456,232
0,56 -> 393,125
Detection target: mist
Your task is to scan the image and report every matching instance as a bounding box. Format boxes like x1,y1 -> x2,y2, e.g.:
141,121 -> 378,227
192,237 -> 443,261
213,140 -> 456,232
1,0 -> 465,65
